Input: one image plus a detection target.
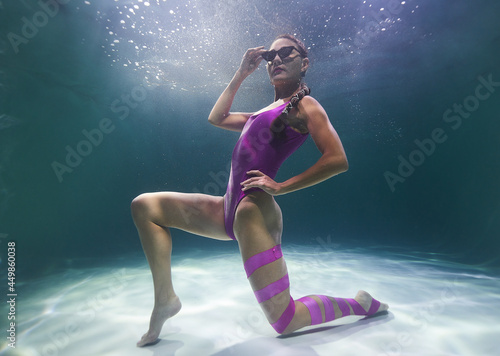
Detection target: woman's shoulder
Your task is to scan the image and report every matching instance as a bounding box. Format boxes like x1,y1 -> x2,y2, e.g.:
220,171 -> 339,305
298,95 -> 326,117
302,94 -> 323,105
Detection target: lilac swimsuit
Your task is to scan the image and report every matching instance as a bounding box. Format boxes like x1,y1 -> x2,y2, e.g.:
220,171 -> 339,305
224,102 -> 309,240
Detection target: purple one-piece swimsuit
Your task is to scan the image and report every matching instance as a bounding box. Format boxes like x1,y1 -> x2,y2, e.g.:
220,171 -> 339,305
224,102 -> 309,240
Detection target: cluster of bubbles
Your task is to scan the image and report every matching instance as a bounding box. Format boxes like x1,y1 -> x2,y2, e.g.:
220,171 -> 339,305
75,0 -> 413,92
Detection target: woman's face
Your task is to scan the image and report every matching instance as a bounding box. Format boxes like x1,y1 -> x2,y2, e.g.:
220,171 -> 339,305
266,38 -> 309,86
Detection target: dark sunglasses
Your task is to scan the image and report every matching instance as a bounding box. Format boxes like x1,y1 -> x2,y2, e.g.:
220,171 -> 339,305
262,46 -> 301,62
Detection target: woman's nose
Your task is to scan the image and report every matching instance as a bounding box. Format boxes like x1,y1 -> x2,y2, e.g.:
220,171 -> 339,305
269,56 -> 282,66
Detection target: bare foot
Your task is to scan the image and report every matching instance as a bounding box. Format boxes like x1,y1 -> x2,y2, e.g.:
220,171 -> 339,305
137,296 -> 182,347
355,290 -> 389,315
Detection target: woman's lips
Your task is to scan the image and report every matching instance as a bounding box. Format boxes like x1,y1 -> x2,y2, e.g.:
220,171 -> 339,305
273,67 -> 284,75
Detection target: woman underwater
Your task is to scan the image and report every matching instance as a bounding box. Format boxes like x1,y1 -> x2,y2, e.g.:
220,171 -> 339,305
131,34 -> 389,347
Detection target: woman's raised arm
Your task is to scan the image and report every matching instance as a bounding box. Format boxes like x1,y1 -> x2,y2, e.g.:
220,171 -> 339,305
208,46 -> 266,131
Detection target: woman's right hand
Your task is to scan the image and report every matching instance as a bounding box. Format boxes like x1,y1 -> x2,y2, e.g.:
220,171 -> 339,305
238,46 -> 266,78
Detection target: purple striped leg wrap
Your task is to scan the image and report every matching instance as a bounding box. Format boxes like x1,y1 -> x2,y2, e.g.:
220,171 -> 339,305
319,295 -> 336,322
244,245 -> 283,278
254,274 -> 290,303
297,296 -> 323,325
271,296 -> 296,334
244,245 -> 295,333
334,298 -> 352,317
298,296 -> 356,325
297,295 -> 382,326
345,298 -> 381,316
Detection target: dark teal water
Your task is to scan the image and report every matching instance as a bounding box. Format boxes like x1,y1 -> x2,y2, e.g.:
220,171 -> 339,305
1,0 -> 499,279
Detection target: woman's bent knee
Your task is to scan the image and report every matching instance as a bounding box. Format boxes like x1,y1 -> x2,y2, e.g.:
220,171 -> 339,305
131,193 -> 159,221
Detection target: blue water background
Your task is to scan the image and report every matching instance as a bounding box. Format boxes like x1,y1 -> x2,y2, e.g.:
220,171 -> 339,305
0,0 -> 499,278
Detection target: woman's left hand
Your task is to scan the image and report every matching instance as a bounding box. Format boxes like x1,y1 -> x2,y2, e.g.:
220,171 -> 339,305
241,170 -> 283,196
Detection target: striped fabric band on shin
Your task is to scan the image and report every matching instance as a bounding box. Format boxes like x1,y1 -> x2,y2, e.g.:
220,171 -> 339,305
271,296 -> 295,334
318,295 -> 336,322
244,245 -> 283,278
334,297 -> 352,317
297,296 -> 381,326
254,274 -> 290,303
298,296 -> 351,324
345,298 -> 381,316
297,296 -> 323,325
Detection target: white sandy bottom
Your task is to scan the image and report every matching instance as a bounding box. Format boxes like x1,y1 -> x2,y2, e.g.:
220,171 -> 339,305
2,246 -> 499,356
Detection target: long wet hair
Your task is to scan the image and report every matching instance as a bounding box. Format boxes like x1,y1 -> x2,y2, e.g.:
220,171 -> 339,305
271,34 -> 311,137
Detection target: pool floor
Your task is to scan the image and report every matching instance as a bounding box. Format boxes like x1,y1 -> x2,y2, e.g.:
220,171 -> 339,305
4,245 -> 499,356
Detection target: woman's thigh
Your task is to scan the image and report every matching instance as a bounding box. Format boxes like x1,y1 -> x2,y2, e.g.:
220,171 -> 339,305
233,192 -> 283,257
233,192 -> 290,322
132,192 -> 231,241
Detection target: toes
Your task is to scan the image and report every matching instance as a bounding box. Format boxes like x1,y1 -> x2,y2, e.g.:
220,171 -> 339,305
137,334 -> 159,347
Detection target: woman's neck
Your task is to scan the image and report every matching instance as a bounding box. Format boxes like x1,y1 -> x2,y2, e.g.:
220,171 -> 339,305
274,82 -> 302,102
